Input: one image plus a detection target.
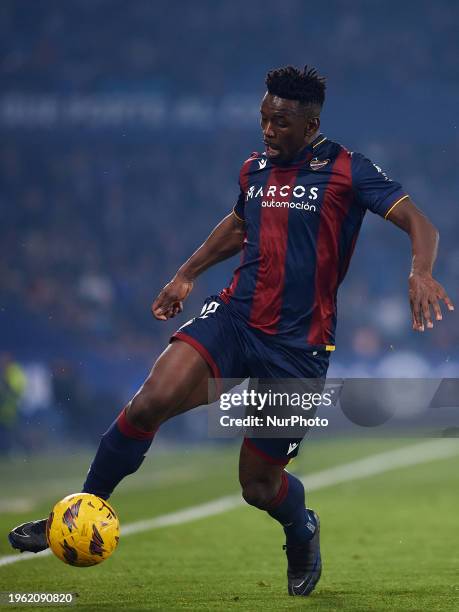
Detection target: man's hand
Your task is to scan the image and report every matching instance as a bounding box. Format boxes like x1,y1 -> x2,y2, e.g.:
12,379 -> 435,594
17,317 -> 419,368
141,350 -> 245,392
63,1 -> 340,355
151,274 -> 194,321
409,272 -> 454,332
386,197 -> 454,332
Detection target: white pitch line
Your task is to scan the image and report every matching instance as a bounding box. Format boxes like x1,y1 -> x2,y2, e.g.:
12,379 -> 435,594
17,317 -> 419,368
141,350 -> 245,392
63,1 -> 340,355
1,438 -> 458,568
300,438 -> 459,490
0,500 -> 35,514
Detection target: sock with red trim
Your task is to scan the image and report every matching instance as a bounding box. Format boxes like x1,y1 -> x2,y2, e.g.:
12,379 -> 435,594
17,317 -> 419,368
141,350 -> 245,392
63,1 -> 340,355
267,471 -> 317,544
82,408 -> 156,500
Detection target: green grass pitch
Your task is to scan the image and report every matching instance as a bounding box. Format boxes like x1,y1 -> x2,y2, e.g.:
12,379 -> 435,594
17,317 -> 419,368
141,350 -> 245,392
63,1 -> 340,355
0,437 -> 458,611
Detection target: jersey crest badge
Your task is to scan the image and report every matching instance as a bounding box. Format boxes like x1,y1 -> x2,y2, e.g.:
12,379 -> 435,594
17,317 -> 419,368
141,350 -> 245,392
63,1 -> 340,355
310,157 -> 330,171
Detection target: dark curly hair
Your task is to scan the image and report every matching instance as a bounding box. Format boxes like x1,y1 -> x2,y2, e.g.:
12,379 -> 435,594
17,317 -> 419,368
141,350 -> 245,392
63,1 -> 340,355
266,65 -> 326,108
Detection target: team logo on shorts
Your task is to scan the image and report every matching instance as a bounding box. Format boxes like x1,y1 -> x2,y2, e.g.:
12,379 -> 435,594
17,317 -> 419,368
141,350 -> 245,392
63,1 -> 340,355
310,157 -> 330,171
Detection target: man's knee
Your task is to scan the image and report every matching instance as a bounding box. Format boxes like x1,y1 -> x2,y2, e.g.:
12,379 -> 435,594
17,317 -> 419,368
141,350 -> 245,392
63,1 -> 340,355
126,377 -> 178,431
241,480 -> 279,510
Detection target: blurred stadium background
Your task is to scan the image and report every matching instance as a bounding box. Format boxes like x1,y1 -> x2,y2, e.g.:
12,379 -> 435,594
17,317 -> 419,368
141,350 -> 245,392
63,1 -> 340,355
1,0 -> 458,454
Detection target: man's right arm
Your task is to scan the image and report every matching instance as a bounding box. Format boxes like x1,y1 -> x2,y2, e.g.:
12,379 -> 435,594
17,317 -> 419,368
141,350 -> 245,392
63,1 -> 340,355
152,212 -> 245,320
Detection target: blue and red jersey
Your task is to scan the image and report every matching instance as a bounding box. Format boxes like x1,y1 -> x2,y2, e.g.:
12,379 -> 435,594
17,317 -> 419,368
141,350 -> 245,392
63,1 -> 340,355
220,134 -> 408,350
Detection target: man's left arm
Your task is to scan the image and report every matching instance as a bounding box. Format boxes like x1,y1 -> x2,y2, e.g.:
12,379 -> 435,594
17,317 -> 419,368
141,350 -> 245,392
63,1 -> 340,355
386,197 -> 454,331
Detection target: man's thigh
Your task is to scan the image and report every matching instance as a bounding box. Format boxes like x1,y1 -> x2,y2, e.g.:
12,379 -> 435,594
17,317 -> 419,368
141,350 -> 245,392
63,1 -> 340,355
154,295 -> 249,419
139,339 -> 212,419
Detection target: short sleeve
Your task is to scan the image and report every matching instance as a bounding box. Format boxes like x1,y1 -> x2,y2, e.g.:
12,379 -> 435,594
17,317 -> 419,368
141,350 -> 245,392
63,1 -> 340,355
352,152 -> 408,219
233,189 -> 245,222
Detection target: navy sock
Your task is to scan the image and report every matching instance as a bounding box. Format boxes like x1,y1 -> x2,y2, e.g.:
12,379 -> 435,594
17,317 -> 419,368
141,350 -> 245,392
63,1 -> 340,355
82,408 -> 156,500
267,471 -> 316,544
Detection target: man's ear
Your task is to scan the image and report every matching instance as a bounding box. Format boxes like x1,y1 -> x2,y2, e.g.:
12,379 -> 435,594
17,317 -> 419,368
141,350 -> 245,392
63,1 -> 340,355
306,116 -> 320,136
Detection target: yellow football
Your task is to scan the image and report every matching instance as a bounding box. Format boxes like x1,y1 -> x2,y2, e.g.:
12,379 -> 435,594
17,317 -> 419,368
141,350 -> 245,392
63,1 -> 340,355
46,493 -> 120,567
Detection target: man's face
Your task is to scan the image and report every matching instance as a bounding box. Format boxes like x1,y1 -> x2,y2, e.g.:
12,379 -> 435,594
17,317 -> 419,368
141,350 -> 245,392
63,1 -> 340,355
260,93 -> 317,163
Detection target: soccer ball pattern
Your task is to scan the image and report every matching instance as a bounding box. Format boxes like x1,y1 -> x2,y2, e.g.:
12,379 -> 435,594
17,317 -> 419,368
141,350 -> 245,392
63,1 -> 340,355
46,493 -> 120,567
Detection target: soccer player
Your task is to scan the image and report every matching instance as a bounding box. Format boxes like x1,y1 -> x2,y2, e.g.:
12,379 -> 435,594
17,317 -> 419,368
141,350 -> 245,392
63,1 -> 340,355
9,66 -> 453,596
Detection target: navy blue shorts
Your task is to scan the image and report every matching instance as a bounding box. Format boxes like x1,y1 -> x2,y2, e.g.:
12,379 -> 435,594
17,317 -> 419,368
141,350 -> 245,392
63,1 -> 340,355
171,295 -> 330,465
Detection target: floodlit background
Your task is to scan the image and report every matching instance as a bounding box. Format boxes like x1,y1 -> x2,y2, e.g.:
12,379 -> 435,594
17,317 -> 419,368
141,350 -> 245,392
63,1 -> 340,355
1,0 -> 458,453
1,4 -> 459,609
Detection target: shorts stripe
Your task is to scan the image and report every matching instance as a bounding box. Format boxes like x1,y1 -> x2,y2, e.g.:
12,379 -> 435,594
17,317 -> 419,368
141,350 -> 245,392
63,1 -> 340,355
172,331 -> 221,379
